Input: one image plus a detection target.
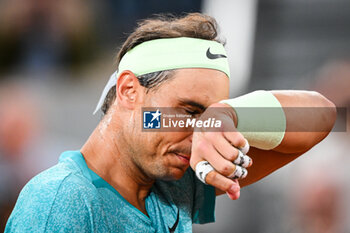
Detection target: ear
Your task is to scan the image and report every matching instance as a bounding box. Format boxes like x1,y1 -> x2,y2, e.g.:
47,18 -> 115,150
116,70 -> 143,109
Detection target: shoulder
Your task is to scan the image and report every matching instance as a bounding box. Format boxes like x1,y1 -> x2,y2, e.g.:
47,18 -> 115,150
5,162 -> 98,232
21,160 -> 98,203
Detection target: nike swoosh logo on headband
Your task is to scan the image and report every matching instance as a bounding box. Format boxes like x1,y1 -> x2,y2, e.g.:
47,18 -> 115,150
206,48 -> 227,59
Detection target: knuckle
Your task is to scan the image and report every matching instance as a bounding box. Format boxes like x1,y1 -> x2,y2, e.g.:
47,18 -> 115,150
206,171 -> 234,192
233,151 -> 243,163
226,153 -> 236,161
230,148 -> 239,161
221,183 -> 232,192
237,137 -> 246,148
226,132 -> 244,147
233,132 -> 245,143
228,164 -> 240,178
205,171 -> 216,184
218,163 -> 234,176
221,146 -> 237,161
226,153 -> 237,162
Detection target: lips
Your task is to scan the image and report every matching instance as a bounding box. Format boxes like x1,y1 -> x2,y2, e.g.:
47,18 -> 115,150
174,152 -> 190,164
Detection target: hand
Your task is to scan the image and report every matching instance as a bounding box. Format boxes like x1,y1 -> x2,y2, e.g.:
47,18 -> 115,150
190,103 -> 252,200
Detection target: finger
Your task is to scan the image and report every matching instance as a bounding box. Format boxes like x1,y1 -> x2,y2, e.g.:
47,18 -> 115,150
195,161 -> 243,200
199,142 -> 237,177
210,133 -> 240,162
195,160 -> 214,183
240,138 -> 250,154
211,137 -> 251,168
209,134 -> 252,168
223,130 -> 246,149
226,179 -> 241,200
205,170 -> 241,200
233,150 -> 252,168
227,164 -> 248,179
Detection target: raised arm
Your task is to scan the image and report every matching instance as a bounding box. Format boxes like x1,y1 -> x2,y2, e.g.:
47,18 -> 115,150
239,90 -> 336,187
190,90 -> 336,198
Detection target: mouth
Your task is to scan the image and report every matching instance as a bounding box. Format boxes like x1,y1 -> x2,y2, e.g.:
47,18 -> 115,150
174,152 -> 190,165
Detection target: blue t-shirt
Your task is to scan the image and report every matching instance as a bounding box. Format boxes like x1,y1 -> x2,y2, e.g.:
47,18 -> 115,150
5,151 -> 215,232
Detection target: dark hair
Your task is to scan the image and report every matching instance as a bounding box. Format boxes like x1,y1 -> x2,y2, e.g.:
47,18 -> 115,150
102,13 -> 222,115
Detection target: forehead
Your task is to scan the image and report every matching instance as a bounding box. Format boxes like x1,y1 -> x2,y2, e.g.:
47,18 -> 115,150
154,68 -> 230,107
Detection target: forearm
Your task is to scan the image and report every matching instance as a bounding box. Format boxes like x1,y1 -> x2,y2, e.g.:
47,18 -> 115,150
198,90 -> 336,191
221,90 -> 336,153
272,90 -> 336,153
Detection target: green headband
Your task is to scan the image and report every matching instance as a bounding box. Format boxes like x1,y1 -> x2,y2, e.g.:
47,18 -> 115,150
94,37 -> 230,114
119,37 -> 230,77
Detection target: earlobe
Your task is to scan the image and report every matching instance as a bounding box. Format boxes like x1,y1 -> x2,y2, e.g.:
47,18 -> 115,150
116,70 -> 140,109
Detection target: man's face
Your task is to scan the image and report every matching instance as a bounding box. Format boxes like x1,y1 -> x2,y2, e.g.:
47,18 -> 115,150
125,68 -> 229,180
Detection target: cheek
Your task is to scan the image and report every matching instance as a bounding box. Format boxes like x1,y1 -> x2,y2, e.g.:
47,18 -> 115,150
138,132 -> 183,160
163,132 -> 190,143
145,133 -> 169,156
159,132 -> 193,155
132,132 -> 165,160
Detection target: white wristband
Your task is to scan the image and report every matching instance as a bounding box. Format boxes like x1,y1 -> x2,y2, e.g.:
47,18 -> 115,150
220,91 -> 286,150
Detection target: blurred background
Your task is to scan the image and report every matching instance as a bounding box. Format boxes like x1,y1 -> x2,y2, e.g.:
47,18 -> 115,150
0,0 -> 349,232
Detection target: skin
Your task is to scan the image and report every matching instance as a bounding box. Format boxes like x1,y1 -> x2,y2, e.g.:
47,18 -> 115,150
81,68 -> 336,215
195,91 -> 336,198
81,68 -> 230,215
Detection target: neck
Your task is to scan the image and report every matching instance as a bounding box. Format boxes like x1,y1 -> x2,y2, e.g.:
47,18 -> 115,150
81,111 -> 154,215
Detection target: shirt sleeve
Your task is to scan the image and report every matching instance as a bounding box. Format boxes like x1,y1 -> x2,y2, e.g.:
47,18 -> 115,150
5,173 -> 93,233
44,175 -> 94,232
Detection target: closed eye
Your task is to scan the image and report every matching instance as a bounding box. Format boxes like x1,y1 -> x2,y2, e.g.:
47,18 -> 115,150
185,108 -> 201,116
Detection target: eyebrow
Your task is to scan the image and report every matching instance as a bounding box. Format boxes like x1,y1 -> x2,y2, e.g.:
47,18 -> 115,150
178,98 -> 206,111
